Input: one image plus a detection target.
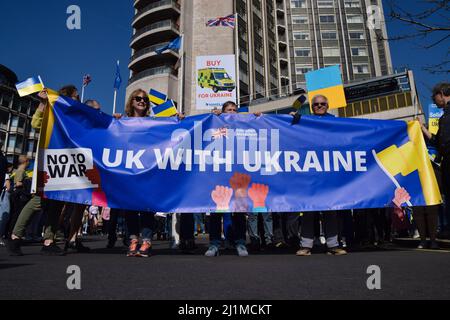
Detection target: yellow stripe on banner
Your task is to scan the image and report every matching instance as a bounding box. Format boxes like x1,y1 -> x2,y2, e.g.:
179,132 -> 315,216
155,107 -> 178,117
407,121 -> 442,205
17,83 -> 44,97
39,90 -> 59,149
308,85 -> 347,110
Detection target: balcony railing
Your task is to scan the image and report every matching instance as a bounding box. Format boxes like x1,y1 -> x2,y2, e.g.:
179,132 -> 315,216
131,20 -> 179,43
130,42 -> 174,62
133,0 -> 180,23
128,66 -> 176,85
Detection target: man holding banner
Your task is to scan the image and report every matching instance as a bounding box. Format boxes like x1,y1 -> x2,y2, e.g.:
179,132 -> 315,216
420,83 -> 450,236
294,95 -> 347,256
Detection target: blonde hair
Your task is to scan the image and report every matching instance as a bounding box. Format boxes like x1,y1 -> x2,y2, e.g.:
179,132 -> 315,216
125,89 -> 150,117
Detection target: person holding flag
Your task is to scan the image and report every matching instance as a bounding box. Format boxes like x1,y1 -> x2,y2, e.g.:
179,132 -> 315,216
81,74 -> 92,102
113,60 -> 121,114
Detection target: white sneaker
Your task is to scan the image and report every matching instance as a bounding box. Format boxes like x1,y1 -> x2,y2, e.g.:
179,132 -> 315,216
413,229 -> 420,239
236,244 -> 249,257
205,245 -> 219,257
320,236 -> 326,245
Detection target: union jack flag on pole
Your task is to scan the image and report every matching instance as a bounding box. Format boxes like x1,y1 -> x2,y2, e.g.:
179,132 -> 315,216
82,74 -> 92,87
206,14 -> 236,28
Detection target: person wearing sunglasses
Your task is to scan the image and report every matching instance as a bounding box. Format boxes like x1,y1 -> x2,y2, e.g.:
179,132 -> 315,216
113,89 -> 156,257
292,95 -> 348,256
418,82 -> 450,243
114,89 -> 187,257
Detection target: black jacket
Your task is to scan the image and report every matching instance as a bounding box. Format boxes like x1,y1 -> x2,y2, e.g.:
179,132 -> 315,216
431,101 -> 450,161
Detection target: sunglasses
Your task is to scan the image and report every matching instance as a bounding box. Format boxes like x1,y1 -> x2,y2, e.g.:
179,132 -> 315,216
133,96 -> 150,103
313,102 -> 328,107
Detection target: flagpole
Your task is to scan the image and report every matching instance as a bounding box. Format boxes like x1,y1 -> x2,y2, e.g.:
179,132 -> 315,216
234,12 -> 240,107
113,89 -> 117,115
38,75 -> 44,89
178,34 -> 184,114
81,85 -> 85,102
113,60 -> 121,115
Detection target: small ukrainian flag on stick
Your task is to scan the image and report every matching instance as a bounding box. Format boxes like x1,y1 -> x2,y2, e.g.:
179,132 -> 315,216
15,76 -> 44,97
148,89 -> 167,105
152,99 -> 178,117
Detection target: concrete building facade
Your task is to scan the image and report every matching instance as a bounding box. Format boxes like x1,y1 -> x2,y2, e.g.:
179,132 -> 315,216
0,65 -> 40,165
126,0 -> 408,119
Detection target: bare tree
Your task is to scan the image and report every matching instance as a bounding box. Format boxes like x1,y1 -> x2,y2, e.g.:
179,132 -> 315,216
383,0 -> 450,74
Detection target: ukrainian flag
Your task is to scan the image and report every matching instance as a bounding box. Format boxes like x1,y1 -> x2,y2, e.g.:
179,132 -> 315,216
16,76 -> 44,97
152,99 -> 178,117
149,89 -> 167,105
305,65 -> 346,110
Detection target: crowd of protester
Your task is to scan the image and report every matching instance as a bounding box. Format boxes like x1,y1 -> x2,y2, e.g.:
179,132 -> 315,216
1,82 -> 449,257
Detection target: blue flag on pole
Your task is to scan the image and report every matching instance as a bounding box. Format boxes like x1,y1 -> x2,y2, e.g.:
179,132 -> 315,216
113,60 -> 122,90
155,36 -> 182,55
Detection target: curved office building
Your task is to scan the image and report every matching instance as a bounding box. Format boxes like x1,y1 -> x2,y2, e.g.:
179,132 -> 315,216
126,0 -> 182,105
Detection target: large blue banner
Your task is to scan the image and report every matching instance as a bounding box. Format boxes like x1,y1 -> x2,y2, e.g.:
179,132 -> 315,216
36,95 -> 441,213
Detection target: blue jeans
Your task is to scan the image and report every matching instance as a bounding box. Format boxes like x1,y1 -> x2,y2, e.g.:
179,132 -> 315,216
209,213 -> 246,247
125,211 -> 155,241
223,213 -> 232,239
247,212 -> 273,244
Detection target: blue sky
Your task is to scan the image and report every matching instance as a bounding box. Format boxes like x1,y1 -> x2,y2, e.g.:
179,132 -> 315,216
0,0 -> 447,115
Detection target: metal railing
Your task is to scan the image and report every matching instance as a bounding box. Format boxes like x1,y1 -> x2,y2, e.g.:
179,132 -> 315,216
133,0 -> 180,23
131,20 -> 178,43
130,42 -> 172,62
128,65 -> 176,85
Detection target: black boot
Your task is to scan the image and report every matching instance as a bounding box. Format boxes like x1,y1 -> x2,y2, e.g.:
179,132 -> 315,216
7,239 -> 23,256
65,239 -> 91,253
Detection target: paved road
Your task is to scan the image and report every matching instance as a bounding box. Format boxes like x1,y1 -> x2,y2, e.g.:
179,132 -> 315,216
1,235 -> 450,300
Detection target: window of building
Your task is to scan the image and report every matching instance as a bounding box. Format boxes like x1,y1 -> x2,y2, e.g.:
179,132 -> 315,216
322,48 -> 340,57
291,0 -> 307,8
295,48 -> 312,57
292,15 -> 308,24
353,64 -> 369,74
295,65 -> 313,74
318,0 -> 334,8
349,31 -> 365,39
321,31 -> 337,40
20,100 -> 29,114
0,110 -> 8,129
15,134 -> 24,151
344,0 -> 360,8
12,98 -> 20,111
319,15 -> 335,23
1,93 -> 12,108
27,140 -> 35,153
293,31 -> 310,40
351,47 -> 368,56
10,116 -> 19,128
346,14 -> 363,23
7,135 -> 16,149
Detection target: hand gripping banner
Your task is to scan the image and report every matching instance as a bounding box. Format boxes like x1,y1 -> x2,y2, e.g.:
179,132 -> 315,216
34,93 -> 442,213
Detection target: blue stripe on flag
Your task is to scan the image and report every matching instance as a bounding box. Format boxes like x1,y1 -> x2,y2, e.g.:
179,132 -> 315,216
149,89 -> 167,103
305,65 -> 342,92
16,77 -> 41,90
152,99 -> 175,114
